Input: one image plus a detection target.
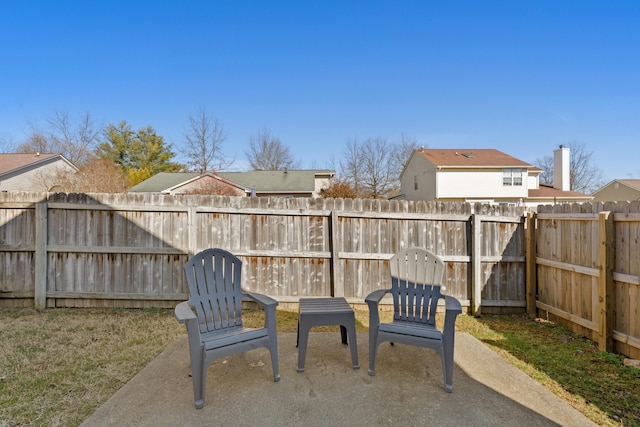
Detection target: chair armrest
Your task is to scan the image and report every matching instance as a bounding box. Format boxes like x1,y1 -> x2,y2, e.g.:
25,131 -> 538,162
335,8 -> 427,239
175,301 -> 202,353
444,295 -> 462,314
245,292 -> 278,309
244,292 -> 278,332
175,301 -> 197,324
365,289 -> 388,305
365,289 -> 389,329
443,295 -> 462,338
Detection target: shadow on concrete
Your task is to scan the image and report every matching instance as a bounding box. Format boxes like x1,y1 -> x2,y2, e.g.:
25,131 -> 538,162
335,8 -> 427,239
82,332 -> 595,427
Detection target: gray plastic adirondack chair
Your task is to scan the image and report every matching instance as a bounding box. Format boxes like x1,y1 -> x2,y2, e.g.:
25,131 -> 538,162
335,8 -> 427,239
175,248 -> 280,409
365,247 -> 462,392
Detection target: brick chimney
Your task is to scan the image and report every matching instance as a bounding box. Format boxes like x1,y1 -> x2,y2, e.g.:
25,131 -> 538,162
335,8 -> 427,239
553,145 -> 570,191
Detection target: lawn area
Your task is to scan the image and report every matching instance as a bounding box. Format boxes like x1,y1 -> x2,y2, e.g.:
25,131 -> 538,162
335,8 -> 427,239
0,307 -> 638,426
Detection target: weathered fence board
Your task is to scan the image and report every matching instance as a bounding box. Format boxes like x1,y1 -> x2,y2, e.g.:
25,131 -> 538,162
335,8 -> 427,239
537,202 -> 640,358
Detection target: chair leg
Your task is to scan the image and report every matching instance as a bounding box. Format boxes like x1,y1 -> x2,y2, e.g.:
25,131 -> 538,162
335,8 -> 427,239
192,351 -> 206,409
184,339 -> 206,409
340,325 -> 348,344
297,323 -> 311,373
345,322 -> 360,370
269,334 -> 280,382
368,329 -> 378,376
443,339 -> 455,392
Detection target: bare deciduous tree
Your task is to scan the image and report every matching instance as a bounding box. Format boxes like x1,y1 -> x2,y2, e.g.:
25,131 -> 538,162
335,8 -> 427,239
183,107 -> 231,172
392,132 -> 422,178
15,125 -> 54,154
360,137 -> 395,198
535,155 -> 554,185
35,158 -> 129,193
0,135 -> 15,152
319,177 -> 357,198
339,138 -> 364,195
245,128 -> 299,170
15,112 -> 101,166
339,134 -> 420,199
48,111 -> 101,165
535,141 -> 605,194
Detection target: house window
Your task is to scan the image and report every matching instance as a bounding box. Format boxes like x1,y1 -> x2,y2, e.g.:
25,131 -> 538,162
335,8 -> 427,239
414,175 -> 418,190
503,169 -> 523,186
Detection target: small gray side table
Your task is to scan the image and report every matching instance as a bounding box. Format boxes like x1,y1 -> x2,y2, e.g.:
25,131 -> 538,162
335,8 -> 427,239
296,297 -> 360,372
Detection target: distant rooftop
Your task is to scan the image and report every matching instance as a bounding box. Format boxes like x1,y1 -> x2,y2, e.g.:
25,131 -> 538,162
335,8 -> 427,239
417,149 -> 533,168
218,170 -> 334,193
0,153 -> 60,174
128,170 -> 335,194
528,183 -> 591,199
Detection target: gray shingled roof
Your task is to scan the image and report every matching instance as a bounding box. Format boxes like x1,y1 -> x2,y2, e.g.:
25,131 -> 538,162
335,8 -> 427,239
128,170 -> 334,193
218,170 -> 332,193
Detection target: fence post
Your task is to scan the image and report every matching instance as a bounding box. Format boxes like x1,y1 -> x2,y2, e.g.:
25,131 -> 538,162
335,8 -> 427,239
34,201 -> 48,310
188,206 -> 197,256
471,214 -> 482,316
598,211 -> 614,352
329,210 -> 343,297
525,212 -> 537,316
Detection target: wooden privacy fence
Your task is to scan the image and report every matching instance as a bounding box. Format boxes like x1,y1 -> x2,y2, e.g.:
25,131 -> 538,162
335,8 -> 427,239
0,192 -> 526,316
2,193 -> 639,358
535,202 -> 640,359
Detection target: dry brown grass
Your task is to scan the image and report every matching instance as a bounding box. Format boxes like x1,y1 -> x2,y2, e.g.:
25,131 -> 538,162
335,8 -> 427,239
0,305 -> 364,426
0,308 -> 184,426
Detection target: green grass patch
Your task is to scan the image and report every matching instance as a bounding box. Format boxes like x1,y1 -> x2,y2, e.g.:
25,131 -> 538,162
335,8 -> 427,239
462,314 -> 640,427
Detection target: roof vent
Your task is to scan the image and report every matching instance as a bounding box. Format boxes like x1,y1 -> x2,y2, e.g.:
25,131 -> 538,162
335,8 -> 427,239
461,152 -> 475,158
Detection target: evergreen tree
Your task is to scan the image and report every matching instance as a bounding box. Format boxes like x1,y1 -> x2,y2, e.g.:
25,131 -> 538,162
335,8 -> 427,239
97,121 -> 184,184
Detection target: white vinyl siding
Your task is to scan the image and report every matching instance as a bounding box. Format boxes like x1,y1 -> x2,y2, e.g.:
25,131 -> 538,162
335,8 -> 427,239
436,169 -> 528,199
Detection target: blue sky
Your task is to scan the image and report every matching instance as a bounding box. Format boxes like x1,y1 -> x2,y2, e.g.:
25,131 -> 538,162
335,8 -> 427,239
1,1 -> 639,182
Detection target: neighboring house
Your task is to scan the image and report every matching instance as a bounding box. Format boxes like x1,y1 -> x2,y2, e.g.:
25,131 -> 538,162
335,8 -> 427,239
0,153 -> 78,192
591,179 -> 640,202
398,146 -> 591,209
128,170 -> 335,198
128,172 -> 247,196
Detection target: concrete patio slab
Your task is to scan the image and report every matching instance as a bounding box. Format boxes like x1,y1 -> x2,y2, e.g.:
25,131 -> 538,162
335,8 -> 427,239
81,332 -> 595,427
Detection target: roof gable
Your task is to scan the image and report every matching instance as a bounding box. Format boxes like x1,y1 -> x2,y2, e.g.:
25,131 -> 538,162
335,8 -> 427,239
168,172 -> 248,193
128,172 -> 200,192
591,179 -> 640,197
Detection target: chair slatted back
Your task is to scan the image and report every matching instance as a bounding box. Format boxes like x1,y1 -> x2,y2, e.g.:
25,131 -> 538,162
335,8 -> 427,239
389,247 -> 445,326
184,248 -> 245,334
